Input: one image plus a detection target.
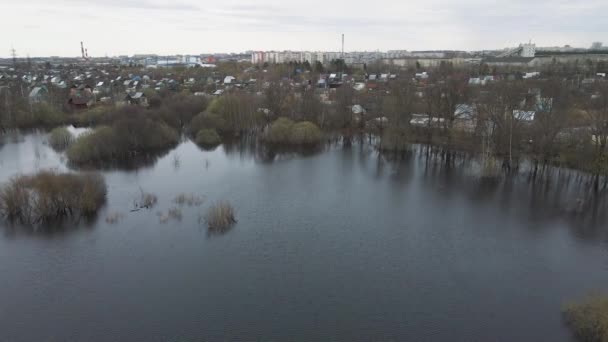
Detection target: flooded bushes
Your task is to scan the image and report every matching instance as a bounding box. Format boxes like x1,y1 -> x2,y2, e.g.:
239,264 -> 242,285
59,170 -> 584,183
14,104 -> 67,129
203,201 -> 236,230
290,121 -> 323,145
0,171 -> 106,224
67,117 -> 179,166
266,118 -> 295,143
133,189 -> 158,210
195,129 -> 221,147
563,295 -> 608,342
48,127 -> 74,151
380,128 -> 409,152
190,111 -> 229,135
156,93 -> 209,129
265,118 -> 322,145
173,193 -> 204,206
66,126 -> 115,164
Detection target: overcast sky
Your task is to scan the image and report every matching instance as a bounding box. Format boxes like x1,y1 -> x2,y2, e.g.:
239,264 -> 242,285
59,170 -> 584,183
1,0 -> 606,57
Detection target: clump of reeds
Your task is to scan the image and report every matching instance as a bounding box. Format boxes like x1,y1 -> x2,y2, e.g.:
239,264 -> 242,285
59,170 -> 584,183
133,188 -> 157,210
105,212 -> 125,224
0,170 -> 106,224
158,207 -> 183,224
168,207 -> 182,221
173,193 -> 204,207
563,294 -> 608,342
48,127 -> 74,151
203,201 -> 237,230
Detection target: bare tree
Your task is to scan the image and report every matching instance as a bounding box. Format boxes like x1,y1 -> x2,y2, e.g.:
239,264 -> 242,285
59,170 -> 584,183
475,82 -> 527,171
583,81 -> 608,178
529,79 -> 572,174
264,81 -> 294,119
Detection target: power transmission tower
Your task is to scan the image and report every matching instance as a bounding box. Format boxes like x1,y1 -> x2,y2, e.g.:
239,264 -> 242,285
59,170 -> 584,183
10,47 -> 17,68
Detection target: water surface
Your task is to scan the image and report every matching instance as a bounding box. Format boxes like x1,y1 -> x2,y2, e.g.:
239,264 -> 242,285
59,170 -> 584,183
1,131 -> 607,341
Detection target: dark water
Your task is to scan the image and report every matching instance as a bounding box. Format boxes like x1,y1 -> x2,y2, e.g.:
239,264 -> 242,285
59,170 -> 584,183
1,130 -> 608,342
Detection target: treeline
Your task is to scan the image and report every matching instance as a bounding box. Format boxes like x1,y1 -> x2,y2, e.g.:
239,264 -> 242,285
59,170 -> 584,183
4,61 -> 608,179
61,89 -> 325,166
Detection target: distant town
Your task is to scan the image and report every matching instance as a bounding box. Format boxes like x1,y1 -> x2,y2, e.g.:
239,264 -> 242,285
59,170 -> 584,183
1,38 -> 608,177
2,41 -> 608,69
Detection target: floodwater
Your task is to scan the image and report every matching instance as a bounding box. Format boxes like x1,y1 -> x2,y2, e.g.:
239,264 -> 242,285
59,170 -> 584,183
1,129 -> 607,342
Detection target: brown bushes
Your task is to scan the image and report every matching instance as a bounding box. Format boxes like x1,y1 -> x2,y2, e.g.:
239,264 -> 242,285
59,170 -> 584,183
563,294 -> 608,342
195,129 -> 221,147
133,189 -> 158,210
290,121 -> 323,144
379,127 -> 410,152
67,117 -> 179,166
15,104 -> 67,129
173,193 -> 204,206
265,118 -> 323,145
48,127 -> 74,151
203,201 -> 236,230
0,171 -> 107,224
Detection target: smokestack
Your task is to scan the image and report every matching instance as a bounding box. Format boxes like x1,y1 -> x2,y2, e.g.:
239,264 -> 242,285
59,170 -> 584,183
85,49 -> 89,58
341,34 -> 344,59
81,41 -> 85,59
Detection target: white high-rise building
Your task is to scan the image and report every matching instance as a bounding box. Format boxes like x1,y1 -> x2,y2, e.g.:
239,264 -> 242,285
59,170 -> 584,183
520,43 -> 536,58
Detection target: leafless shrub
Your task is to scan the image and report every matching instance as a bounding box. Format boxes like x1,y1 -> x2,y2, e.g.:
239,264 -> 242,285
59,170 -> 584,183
48,127 -> 74,151
133,188 -> 157,210
157,207 -> 183,224
168,207 -> 182,221
0,171 -> 107,224
563,294 -> 608,342
481,155 -> 500,178
203,201 -> 237,230
172,153 -> 181,169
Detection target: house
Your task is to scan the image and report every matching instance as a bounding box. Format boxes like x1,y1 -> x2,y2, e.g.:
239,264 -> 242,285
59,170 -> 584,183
454,104 -> 477,132
317,78 -> 327,89
410,113 -> 445,127
352,104 -> 366,115
68,84 -> 94,110
366,116 -> 388,130
223,76 -> 236,84
468,77 -> 481,85
28,86 -> 48,104
353,82 -> 366,91
415,72 -> 429,79
513,110 -> 535,122
125,92 -> 148,106
523,72 -> 540,79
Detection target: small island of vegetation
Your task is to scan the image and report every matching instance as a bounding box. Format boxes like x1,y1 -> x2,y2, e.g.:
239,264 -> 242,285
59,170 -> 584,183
67,111 -> 179,167
564,294 -> 608,342
204,201 -> 237,231
0,171 -> 107,224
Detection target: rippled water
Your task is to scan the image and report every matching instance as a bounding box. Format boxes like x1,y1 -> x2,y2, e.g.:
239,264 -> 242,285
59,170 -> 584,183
1,130 -> 607,341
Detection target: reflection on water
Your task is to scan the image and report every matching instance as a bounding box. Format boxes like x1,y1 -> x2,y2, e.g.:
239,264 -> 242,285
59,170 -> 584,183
1,130 -> 608,341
